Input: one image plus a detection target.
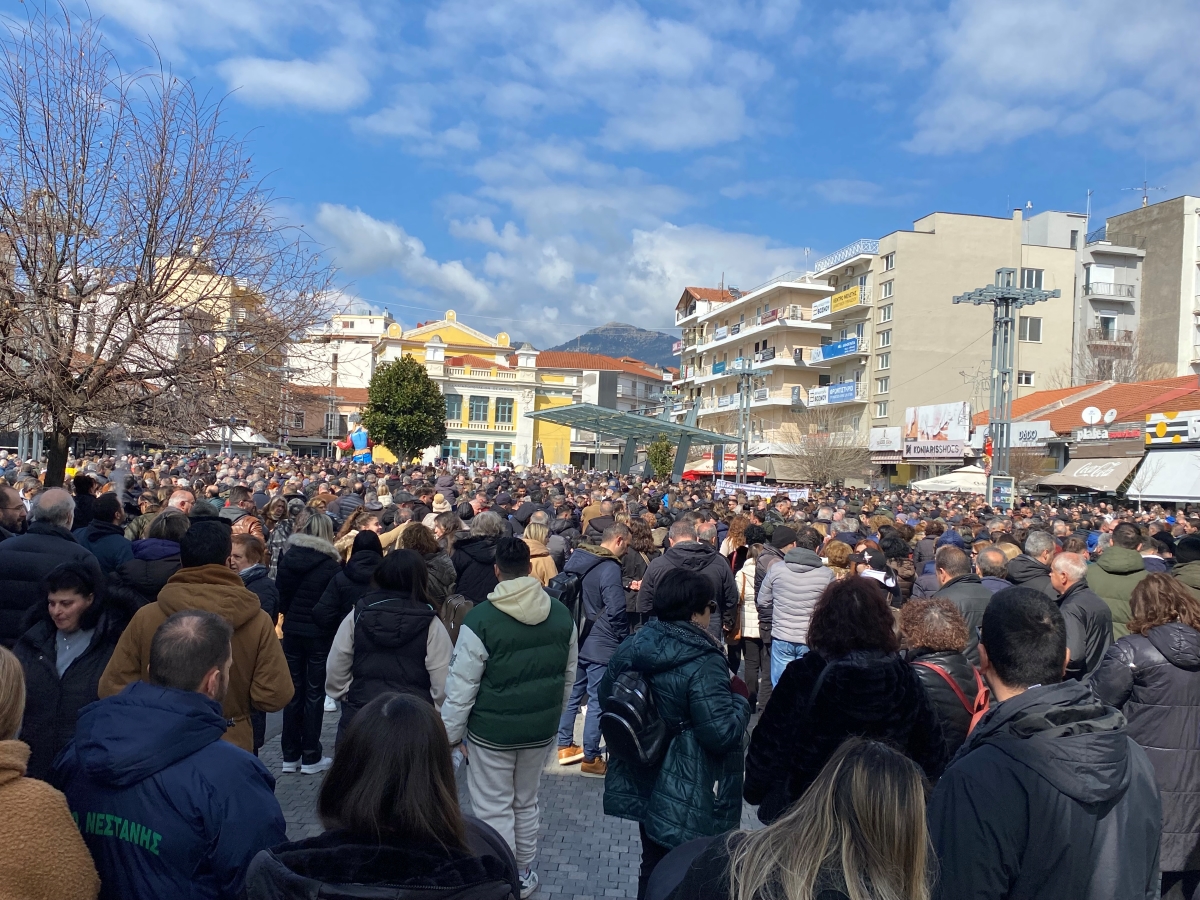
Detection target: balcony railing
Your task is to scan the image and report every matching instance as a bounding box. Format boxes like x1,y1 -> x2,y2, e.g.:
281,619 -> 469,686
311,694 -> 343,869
1086,327 -> 1134,344
813,239 -> 880,275
796,336 -> 867,365
1086,226 -> 1147,249
1085,282 -> 1136,299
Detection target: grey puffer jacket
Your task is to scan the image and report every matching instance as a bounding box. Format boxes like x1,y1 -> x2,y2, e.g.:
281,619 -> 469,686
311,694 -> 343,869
756,548 -> 834,646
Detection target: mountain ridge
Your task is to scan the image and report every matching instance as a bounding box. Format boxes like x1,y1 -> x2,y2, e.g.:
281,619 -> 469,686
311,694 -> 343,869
547,322 -> 677,369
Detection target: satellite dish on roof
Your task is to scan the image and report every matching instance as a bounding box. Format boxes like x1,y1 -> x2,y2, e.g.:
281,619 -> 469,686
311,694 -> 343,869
1082,406 -> 1102,425
1103,408 -> 1118,424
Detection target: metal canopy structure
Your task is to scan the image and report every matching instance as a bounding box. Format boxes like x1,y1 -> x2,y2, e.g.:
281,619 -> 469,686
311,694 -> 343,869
953,268 -> 1060,480
524,403 -> 736,482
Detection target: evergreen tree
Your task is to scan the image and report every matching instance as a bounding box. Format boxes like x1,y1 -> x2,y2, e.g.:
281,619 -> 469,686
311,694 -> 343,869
363,356 -> 447,463
646,434 -> 675,479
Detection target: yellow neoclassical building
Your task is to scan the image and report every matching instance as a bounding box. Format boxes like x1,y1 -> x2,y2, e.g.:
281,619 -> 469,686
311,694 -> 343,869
373,310 -> 671,466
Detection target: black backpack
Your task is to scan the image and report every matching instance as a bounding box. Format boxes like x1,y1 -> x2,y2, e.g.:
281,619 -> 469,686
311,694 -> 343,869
599,669 -> 668,767
545,556 -> 617,646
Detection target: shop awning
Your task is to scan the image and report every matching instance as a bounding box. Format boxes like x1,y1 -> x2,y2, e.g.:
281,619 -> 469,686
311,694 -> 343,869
910,465 -> 987,493
871,451 -> 903,464
1127,451 -> 1200,502
1038,457 -> 1140,493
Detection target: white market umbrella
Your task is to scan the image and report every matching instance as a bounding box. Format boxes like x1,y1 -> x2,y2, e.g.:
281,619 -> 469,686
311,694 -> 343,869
909,464 -> 987,494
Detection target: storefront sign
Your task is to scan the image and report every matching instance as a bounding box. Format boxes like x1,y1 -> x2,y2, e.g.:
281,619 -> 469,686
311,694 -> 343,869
904,441 -> 965,458
811,297 -> 831,318
671,340 -> 683,354
827,381 -> 859,403
869,426 -> 902,451
1146,410 -> 1200,447
713,326 -> 728,340
711,360 -> 726,375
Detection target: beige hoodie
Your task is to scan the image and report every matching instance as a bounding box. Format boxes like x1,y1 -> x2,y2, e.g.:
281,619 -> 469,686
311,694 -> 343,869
487,575 -> 552,625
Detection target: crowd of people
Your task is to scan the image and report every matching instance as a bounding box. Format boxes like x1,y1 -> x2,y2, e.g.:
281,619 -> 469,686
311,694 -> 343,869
0,447 -> 1198,899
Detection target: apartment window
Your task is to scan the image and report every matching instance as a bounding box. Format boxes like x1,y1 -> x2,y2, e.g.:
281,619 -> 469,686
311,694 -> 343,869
877,352 -> 890,370
855,322 -> 865,338
881,280 -> 894,299
818,374 -> 831,387
493,442 -> 512,465
444,394 -> 462,422
468,396 -> 489,422
1016,371 -> 1035,387
466,440 -> 488,462
874,400 -> 888,419
1070,230 -> 1079,250
880,304 -> 893,323
883,252 -> 895,271
441,440 -> 461,459
875,376 -> 890,394
292,412 -> 304,429
342,320 -> 354,329
330,352 -> 338,368
324,412 -> 342,437
1021,268 -> 1044,289
878,330 -> 892,349
495,397 -> 514,424
1018,316 -> 1042,342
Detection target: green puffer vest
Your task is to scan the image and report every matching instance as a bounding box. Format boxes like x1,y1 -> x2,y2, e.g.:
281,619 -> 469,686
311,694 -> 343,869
601,619 -> 750,850
464,599 -> 574,750
1087,547 -> 1148,639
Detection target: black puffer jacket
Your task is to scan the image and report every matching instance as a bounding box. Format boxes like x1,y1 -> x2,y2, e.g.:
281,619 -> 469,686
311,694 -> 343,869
929,680 -> 1161,900
244,820 -> 519,900
0,523 -> 104,647
113,538 -> 182,607
451,536 -> 499,605
744,649 -> 947,823
423,551 -> 457,605
312,549 -> 383,633
275,534 -> 342,639
907,648 -> 980,761
1006,554 -> 1057,599
13,592 -> 136,780
345,591 -> 436,713
638,542 -> 738,638
1092,622 -> 1200,872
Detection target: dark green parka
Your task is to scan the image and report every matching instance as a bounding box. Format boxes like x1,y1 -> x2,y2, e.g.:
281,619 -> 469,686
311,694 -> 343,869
600,619 -> 750,849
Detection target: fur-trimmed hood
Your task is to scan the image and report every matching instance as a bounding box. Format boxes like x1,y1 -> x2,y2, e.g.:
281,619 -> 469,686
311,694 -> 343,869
285,531 -> 341,561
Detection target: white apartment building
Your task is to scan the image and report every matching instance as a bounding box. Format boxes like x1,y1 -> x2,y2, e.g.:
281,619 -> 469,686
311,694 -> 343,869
290,312 -> 395,391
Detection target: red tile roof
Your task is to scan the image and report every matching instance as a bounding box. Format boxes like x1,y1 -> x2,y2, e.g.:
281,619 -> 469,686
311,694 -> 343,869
977,375 -> 1200,434
679,287 -> 736,307
533,351 -> 663,379
447,354 -> 507,369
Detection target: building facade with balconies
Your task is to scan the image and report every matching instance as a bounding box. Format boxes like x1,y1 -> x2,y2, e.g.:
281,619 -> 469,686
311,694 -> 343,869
1074,226 -> 1145,382
290,312 -> 395,391
1103,196 -> 1200,379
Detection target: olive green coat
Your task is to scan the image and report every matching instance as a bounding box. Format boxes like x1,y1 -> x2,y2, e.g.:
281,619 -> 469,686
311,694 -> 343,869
600,619 -> 750,849
1086,547 -> 1148,640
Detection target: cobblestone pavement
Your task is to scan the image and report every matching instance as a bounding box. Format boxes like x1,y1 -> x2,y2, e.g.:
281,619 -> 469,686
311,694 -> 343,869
264,709 -> 759,900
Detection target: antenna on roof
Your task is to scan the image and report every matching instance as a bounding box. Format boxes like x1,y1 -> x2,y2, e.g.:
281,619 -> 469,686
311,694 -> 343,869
719,272 -> 724,292
1123,165 -> 1165,207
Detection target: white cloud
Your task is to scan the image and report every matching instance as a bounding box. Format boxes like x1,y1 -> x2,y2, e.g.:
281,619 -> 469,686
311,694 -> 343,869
841,0 -> 1200,156
315,204 -> 493,307
219,51 -> 371,111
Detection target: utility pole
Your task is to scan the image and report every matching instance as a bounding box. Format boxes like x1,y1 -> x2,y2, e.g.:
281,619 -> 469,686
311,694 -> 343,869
953,268 -> 1059,480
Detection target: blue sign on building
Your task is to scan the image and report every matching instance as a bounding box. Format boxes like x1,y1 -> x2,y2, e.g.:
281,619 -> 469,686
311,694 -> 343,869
827,381 -> 859,403
712,361 -> 727,375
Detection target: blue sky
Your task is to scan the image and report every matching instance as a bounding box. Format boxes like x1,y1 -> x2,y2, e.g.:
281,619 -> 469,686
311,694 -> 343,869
78,0 -> 1200,345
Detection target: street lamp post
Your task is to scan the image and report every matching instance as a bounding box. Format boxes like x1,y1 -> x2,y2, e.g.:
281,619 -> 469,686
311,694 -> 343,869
952,268 -> 1059,480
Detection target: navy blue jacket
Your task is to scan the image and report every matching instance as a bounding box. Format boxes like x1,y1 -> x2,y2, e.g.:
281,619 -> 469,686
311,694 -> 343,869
74,520 -> 134,574
565,546 -> 628,665
53,681 -> 287,900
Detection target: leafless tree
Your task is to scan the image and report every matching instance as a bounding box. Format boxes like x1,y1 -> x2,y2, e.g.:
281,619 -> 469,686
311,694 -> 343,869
1006,447 -> 1054,489
775,406 -> 870,486
1044,331 -> 1146,388
0,7 -> 334,484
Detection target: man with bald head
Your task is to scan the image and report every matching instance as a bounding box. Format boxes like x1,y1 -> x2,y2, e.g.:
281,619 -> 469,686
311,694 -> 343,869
168,489 -> 196,515
1050,551 -> 1113,680
0,487 -> 103,646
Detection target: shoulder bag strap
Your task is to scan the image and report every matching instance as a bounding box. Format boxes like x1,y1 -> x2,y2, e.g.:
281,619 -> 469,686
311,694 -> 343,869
913,661 -> 975,715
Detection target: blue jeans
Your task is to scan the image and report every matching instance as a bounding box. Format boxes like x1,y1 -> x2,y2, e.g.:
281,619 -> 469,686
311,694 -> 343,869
771,639 -> 808,686
557,660 -> 606,760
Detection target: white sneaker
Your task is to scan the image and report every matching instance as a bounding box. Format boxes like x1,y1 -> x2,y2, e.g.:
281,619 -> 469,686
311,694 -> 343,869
519,868 -> 539,899
300,756 -> 333,775
281,760 -> 300,774
324,695 -> 337,712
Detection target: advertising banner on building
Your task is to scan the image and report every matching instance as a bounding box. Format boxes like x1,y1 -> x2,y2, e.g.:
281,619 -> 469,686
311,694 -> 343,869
827,381 -> 859,403
812,297 -> 831,318
1146,410 -> 1200,447
810,338 -> 859,364
1013,420 -> 1052,447
869,426 -> 902,451
904,402 -> 971,459
830,285 -> 861,313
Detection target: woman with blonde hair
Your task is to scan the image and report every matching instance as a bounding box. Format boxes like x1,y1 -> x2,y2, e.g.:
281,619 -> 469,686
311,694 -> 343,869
824,540 -> 853,580
521,521 -> 558,587
0,645 -> 100,899
659,737 -> 932,900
